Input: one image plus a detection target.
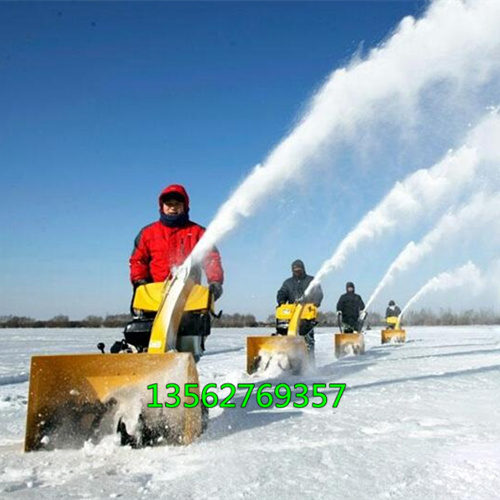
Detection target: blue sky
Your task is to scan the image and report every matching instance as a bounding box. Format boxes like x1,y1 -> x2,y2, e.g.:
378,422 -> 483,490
6,0 -> 494,320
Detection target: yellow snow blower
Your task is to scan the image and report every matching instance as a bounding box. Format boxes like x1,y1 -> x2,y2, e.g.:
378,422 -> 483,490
25,257 -> 212,451
246,303 -> 316,374
381,315 -> 406,344
334,311 -> 365,358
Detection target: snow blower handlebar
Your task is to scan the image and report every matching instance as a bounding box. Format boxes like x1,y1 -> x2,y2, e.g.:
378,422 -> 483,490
358,310 -> 367,333
336,311 -> 343,333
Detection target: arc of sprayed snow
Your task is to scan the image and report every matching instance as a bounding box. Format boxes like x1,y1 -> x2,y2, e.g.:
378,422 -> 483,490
189,0 -> 500,265
365,190 -> 500,311
305,110 -> 500,296
399,261 -> 482,319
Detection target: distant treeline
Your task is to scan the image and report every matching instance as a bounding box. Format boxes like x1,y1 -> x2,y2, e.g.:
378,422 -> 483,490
395,308 -> 500,326
1,308 -> 499,329
212,313 -> 260,328
0,313 -> 263,329
0,314 -> 131,329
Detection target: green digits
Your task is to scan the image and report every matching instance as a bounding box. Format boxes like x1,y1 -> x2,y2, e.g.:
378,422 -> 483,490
184,383 -> 200,408
220,383 -> 236,408
146,383 -> 163,408
293,383 -> 309,408
311,383 -> 328,408
274,383 -> 292,408
329,383 -> 346,408
202,383 -> 219,408
256,383 -> 273,408
164,383 -> 181,408
237,383 -> 255,408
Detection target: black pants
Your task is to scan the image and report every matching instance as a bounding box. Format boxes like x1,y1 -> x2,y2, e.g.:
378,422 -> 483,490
303,330 -> 315,351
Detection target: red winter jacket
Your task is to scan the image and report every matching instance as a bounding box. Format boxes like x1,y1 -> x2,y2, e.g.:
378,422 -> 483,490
129,184 -> 224,285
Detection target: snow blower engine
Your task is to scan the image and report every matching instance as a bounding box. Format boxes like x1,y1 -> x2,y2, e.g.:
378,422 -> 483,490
111,282 -> 217,361
274,302 -> 318,336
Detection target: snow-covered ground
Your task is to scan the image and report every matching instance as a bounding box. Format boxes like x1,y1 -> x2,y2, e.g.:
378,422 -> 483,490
0,326 -> 499,499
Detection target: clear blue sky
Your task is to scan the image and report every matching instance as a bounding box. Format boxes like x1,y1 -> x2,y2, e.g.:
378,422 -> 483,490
8,0 -> 490,321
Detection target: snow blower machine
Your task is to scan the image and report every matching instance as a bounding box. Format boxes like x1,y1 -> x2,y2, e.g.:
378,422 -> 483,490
246,302 -> 317,374
334,311 -> 366,358
25,257 -> 214,451
381,315 -> 406,344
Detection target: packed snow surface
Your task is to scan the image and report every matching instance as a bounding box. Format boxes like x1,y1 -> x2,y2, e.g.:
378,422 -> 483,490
0,326 -> 499,498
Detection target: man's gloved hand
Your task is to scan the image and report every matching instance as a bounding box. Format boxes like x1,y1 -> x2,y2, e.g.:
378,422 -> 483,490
133,279 -> 149,290
336,310 -> 342,316
359,310 -> 367,321
209,282 -> 223,301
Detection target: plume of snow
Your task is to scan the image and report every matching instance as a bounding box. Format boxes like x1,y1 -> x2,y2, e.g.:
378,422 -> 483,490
190,0 -> 500,264
399,262 -> 482,319
365,191 -> 500,310
306,111 -> 500,294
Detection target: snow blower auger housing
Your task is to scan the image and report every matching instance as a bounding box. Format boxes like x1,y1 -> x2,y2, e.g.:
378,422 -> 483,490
25,259 -> 207,451
246,303 -> 315,374
334,312 -> 365,358
381,329 -> 406,343
381,316 -> 406,344
334,333 -> 365,357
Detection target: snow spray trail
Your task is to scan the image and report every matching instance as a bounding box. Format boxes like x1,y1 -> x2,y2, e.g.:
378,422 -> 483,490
190,0 -> 500,265
305,111 -> 500,295
365,190 -> 500,311
399,262 -> 482,320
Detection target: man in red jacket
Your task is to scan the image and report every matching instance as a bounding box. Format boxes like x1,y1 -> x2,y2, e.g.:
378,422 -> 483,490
130,184 -> 224,299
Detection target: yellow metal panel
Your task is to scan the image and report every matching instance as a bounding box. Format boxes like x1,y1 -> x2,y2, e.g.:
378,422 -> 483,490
334,333 -> 365,358
246,336 -> 308,374
133,282 -> 164,312
300,303 -> 318,321
25,352 -> 201,451
185,285 -> 211,312
275,303 -> 317,322
148,278 -> 195,353
386,316 -> 398,325
134,283 -> 211,314
275,304 -> 296,321
381,329 -> 406,344
286,303 -> 302,336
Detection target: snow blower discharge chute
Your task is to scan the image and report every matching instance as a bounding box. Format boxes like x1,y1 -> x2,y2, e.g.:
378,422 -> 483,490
246,302 -> 316,374
25,258 -> 214,451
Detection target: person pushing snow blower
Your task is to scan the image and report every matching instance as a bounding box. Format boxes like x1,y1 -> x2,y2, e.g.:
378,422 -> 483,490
385,300 -> 401,329
276,259 -> 323,353
26,184 -> 224,452
122,183 -> 225,358
336,282 -> 366,333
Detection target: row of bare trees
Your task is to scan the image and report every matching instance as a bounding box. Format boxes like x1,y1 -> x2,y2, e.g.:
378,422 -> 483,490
1,308 -> 499,329
0,314 -> 130,328
0,313 -> 260,328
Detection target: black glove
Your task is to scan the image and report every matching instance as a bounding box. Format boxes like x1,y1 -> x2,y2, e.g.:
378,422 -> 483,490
133,279 -> 149,290
209,282 -> 223,301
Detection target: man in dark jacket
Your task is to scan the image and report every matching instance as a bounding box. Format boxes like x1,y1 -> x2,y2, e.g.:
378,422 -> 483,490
277,259 -> 323,306
130,184 -> 224,299
336,282 -> 365,332
276,260 -> 323,356
385,300 -> 401,329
